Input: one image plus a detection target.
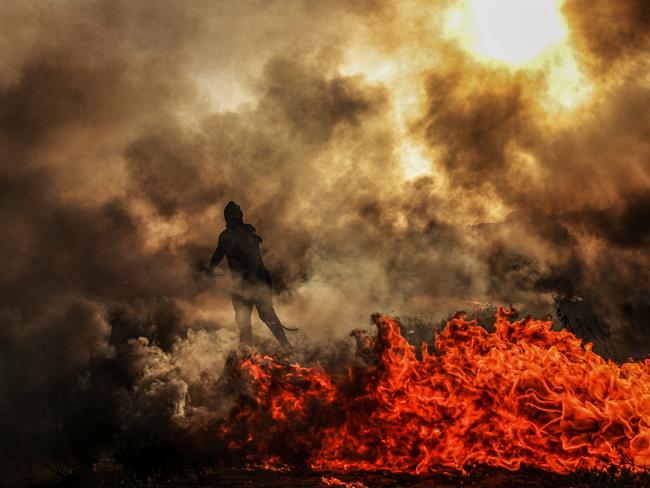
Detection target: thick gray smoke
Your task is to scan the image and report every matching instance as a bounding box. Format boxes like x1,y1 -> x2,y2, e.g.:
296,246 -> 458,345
1,0 -> 649,476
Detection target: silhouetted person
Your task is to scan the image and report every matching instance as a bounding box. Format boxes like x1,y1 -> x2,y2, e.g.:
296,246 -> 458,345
204,201 -> 291,348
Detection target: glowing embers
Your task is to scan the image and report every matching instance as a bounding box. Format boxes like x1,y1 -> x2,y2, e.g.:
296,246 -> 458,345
222,309 -> 650,474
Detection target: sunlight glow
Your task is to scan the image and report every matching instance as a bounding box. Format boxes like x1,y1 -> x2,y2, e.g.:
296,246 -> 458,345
446,0 -> 568,66
445,0 -> 592,111
340,48 -> 434,180
543,52 -> 593,111
399,140 -> 432,180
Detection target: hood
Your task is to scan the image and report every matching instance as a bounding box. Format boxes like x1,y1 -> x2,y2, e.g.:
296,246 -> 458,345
224,201 -> 244,228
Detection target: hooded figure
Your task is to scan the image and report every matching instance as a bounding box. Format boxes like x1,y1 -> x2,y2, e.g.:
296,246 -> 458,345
206,201 -> 291,348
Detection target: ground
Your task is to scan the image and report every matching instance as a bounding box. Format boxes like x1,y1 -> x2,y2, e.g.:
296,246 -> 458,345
11,465 -> 650,488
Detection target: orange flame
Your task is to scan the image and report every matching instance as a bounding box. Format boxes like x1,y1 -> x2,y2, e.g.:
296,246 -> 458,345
223,308 -> 650,474
321,476 -> 368,487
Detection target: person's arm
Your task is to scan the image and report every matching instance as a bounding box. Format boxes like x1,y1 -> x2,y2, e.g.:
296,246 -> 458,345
252,226 -> 263,244
207,233 -> 225,272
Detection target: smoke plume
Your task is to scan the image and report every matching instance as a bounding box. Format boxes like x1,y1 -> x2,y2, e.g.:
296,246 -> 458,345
1,0 -> 649,475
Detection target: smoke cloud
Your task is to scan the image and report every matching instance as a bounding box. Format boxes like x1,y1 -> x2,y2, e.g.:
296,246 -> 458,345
1,0 -> 649,476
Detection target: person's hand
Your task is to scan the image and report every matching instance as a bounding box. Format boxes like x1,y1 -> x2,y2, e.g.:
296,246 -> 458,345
198,264 -> 213,276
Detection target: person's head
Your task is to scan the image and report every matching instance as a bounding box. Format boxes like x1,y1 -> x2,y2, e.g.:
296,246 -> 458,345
224,201 -> 244,228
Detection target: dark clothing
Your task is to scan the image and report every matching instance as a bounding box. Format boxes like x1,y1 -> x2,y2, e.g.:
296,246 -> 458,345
210,223 -> 270,284
209,220 -> 289,347
231,282 -> 286,345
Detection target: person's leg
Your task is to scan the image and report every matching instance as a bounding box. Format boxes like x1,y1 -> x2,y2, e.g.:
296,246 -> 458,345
254,285 -> 290,348
231,293 -> 253,345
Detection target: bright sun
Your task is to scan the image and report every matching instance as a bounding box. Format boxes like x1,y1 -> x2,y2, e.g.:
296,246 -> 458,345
444,0 -> 592,112
446,0 -> 568,67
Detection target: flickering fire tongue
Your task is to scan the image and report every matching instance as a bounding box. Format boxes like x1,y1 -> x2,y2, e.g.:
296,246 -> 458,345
222,308 -> 650,475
